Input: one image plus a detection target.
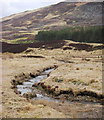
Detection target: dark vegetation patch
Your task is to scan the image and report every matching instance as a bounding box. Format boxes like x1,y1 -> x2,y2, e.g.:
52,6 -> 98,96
1,40 -> 66,53
1,26 -> 103,53
63,46 -> 72,50
1,39 -> 103,53
35,26 -> 103,43
22,55 -> 45,58
68,43 -> 103,52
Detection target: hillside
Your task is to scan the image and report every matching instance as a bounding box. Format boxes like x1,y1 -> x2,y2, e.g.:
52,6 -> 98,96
1,2 -> 103,43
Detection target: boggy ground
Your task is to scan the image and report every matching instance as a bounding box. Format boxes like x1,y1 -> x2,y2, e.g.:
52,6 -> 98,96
1,40 -> 104,118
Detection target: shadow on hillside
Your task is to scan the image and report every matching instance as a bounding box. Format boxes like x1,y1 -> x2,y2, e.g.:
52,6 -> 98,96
1,40 -> 66,53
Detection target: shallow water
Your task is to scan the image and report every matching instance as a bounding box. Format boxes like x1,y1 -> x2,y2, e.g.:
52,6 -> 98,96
59,60 -> 66,63
17,68 -> 55,98
32,93 -> 62,103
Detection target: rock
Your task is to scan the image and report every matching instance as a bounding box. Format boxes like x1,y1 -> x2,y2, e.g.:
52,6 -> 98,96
17,80 -> 23,85
18,91 -> 21,94
25,92 -> 37,99
30,73 -> 35,78
23,93 -> 26,98
42,45 -> 45,48
32,83 -> 38,87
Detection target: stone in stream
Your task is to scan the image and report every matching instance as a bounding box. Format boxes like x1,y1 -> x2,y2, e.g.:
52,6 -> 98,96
30,73 -> 36,78
17,80 -> 23,85
14,89 -> 21,94
24,92 -> 37,100
32,83 -> 38,87
32,82 -> 41,87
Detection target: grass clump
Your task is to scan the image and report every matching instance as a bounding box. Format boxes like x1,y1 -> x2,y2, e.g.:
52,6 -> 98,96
55,78 -> 63,83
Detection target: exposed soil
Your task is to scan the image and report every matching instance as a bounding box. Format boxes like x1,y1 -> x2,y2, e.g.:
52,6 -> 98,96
1,40 -> 103,118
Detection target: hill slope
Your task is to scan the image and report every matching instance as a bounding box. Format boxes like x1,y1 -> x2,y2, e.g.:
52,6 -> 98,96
1,2 -> 103,43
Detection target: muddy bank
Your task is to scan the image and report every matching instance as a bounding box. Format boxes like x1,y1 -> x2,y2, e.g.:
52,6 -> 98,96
34,82 -> 104,104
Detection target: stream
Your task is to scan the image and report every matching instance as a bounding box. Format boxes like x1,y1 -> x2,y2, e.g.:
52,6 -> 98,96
16,61 -> 101,104
17,68 -> 63,102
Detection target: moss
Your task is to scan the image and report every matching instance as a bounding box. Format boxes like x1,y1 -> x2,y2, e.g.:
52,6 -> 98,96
55,78 -> 63,83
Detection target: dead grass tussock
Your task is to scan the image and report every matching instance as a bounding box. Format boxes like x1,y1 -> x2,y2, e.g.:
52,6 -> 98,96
47,111 -> 51,115
24,103 -> 35,111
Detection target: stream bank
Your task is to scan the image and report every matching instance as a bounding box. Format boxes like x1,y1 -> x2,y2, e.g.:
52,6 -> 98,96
12,64 -> 104,105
